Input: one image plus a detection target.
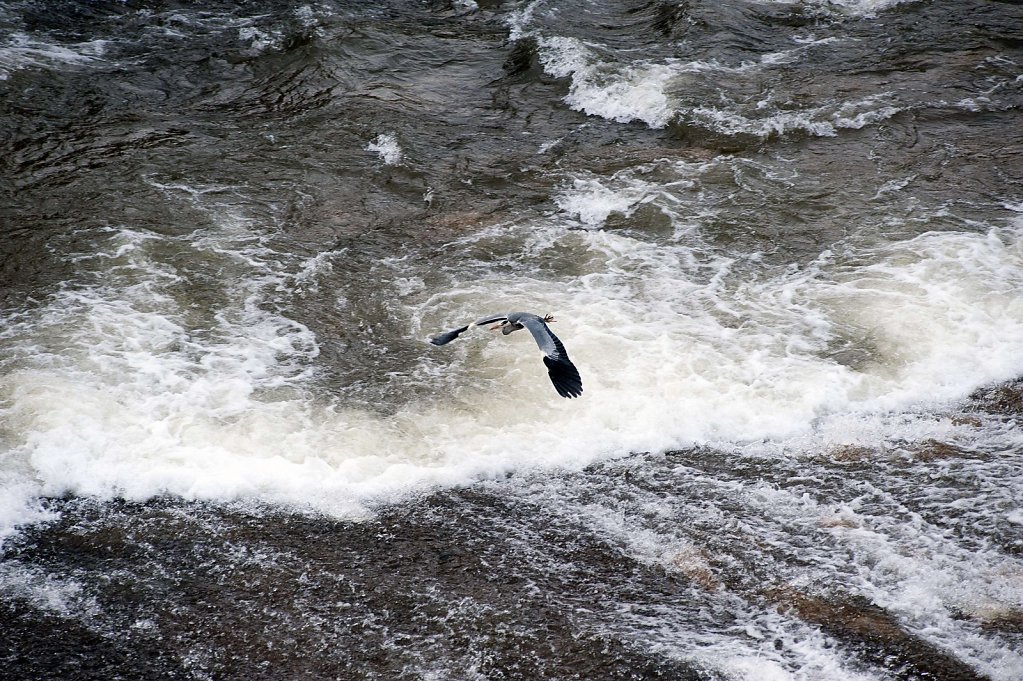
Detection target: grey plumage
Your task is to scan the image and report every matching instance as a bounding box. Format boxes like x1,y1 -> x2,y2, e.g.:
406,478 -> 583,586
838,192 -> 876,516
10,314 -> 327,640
429,311 -> 583,398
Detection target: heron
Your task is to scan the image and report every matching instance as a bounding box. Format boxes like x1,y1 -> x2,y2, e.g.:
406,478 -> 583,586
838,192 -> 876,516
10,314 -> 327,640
429,312 -> 583,398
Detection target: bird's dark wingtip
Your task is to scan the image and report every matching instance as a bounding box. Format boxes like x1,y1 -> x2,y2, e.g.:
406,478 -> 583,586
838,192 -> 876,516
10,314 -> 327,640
556,385 -> 583,399
429,324 -> 470,346
543,356 -> 583,399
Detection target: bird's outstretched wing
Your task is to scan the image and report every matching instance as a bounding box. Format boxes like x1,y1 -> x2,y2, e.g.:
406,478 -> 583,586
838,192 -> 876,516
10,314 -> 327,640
429,313 -> 509,346
429,324 -> 471,346
474,313 -> 508,326
517,315 -> 583,398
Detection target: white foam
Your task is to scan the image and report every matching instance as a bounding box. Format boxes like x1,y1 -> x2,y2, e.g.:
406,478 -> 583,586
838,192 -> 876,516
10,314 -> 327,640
496,468 -> 884,679
0,563 -> 100,619
832,97 -> 902,130
685,94 -> 901,139
554,175 -> 661,226
818,0 -> 920,18
366,133 -> 404,165
2,169 -> 1023,551
294,5 -> 323,28
452,0 -> 479,13
238,26 -> 283,53
506,0 -> 545,41
530,35 -> 902,136
510,420 -> 1023,679
747,0 -> 919,18
0,33 -> 109,80
871,175 -> 916,200
537,37 -> 678,128
746,481 -> 1023,680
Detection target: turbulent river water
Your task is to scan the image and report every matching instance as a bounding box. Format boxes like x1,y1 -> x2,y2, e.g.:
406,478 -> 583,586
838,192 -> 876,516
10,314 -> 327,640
2,1 -> 1023,679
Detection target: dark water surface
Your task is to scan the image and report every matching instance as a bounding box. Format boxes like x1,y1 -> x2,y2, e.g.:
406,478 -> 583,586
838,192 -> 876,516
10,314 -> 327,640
2,1 -> 1023,679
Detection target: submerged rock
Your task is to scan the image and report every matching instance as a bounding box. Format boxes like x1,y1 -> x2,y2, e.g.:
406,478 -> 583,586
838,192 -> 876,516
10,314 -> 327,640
769,590 -> 987,681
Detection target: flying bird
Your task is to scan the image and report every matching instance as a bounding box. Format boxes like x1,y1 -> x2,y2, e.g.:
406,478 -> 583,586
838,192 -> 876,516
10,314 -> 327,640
429,312 -> 583,398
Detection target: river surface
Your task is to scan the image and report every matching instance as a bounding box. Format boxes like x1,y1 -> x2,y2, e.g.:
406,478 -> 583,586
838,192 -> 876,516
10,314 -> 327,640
2,1 -> 1023,679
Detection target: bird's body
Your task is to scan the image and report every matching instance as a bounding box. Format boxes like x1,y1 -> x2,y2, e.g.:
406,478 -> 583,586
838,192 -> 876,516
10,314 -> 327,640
430,312 -> 583,398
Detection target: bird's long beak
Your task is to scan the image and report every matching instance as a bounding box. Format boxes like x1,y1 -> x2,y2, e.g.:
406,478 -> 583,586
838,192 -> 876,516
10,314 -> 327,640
489,323 -> 503,331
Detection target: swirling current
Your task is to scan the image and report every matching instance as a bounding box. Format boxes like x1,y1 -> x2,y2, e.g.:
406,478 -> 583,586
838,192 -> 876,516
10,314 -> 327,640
1,1 -> 1022,679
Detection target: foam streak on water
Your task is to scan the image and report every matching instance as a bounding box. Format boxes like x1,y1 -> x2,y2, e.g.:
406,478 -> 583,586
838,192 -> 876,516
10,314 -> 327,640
3,168 -> 1023,532
0,32 -> 109,79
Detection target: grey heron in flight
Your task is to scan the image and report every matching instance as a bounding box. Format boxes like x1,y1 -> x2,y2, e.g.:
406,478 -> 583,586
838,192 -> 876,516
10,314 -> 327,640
429,312 -> 583,398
